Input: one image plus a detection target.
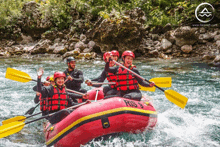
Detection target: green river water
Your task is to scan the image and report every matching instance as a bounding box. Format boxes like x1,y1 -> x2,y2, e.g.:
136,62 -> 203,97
0,57 -> 220,147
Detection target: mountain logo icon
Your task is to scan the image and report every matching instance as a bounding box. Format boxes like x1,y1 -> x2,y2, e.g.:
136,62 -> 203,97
199,8 -> 212,17
195,3 -> 215,23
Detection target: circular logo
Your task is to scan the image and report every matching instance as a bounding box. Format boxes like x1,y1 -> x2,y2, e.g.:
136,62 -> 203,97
195,3 -> 215,23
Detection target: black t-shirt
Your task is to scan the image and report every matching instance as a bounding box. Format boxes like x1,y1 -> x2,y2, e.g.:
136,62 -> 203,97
64,68 -> 84,90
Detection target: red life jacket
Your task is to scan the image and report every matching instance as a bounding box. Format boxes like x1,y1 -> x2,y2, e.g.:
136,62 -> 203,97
106,72 -> 117,88
40,86 -> 69,112
39,94 -> 48,111
116,65 -> 138,91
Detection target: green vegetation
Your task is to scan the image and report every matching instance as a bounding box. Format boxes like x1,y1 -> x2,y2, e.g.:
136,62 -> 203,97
0,0 -> 219,30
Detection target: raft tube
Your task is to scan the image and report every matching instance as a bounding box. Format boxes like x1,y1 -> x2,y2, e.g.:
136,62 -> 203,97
78,87 -> 104,103
44,97 -> 157,147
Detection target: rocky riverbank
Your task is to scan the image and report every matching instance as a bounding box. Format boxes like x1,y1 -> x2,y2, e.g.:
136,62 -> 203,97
0,2 -> 220,66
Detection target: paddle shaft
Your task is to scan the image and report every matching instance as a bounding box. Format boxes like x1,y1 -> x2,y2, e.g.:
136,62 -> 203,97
66,88 -> 84,96
26,111 -> 42,119
26,101 -> 89,125
24,77 -> 84,96
113,60 -> 165,92
91,82 -> 116,85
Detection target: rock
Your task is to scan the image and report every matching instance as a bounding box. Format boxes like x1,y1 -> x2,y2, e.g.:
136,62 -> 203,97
86,8 -> 146,53
69,42 -> 77,51
23,45 -> 35,53
83,48 -> 93,53
18,34 -> 33,45
162,23 -> 172,34
0,51 -> 10,57
11,46 -> 24,55
214,35 -> 220,41
154,41 -> 160,46
182,54 -> 188,58
199,27 -> 206,34
7,40 -> 16,47
54,38 -> 61,44
149,50 -> 159,56
88,41 -> 96,48
176,52 -> 181,57
61,39 -> 67,44
62,50 -> 79,59
42,30 -> 58,41
68,37 -> 80,44
90,52 -> 97,59
173,26 -> 199,46
80,34 -> 87,42
213,55 -> 220,63
161,39 -> 172,50
216,40 -> 220,48
77,53 -> 95,59
31,39 -> 51,54
165,49 -> 172,54
5,47 -> 14,52
73,48 -> 81,53
53,45 -> 67,55
199,33 -> 214,41
159,53 -> 171,59
202,54 -> 216,60
181,45 -> 192,53
57,32 -> 65,39
151,34 -> 159,41
164,31 -> 175,44
47,45 -> 55,54
74,41 -> 86,50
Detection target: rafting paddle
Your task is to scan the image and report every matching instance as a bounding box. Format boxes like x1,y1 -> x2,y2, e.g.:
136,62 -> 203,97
25,103 -> 40,115
0,101 -> 90,138
111,60 -> 188,109
5,68 -> 172,92
2,103 -> 41,125
2,112 -> 42,125
86,77 -> 171,92
5,67 -> 38,83
91,82 -> 116,85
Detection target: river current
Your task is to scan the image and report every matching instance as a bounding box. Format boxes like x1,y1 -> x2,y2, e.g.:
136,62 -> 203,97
0,57 -> 219,147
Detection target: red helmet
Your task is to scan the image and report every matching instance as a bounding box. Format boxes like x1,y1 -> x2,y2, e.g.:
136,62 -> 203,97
122,51 -> 135,59
46,75 -> 54,82
111,50 -> 119,57
54,72 -> 66,80
46,76 -> 51,81
103,52 -> 112,61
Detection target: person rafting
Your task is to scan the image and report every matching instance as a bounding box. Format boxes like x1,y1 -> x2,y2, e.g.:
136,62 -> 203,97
85,50 -> 119,96
64,57 -> 87,96
33,75 -> 55,104
37,70 -> 88,124
105,50 -> 155,101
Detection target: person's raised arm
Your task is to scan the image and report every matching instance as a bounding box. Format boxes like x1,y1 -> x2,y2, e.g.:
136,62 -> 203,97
105,61 -> 118,73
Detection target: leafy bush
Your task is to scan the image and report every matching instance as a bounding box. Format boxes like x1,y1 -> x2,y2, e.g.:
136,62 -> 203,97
0,0 -> 219,30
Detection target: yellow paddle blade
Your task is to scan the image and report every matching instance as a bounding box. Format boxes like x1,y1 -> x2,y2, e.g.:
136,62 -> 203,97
2,116 -> 26,125
139,77 -> 172,92
0,121 -> 25,138
150,77 -> 172,88
164,89 -> 188,109
139,84 -> 156,92
5,67 -> 32,83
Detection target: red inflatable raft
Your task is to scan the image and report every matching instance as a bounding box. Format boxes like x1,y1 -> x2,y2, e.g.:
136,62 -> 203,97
44,96 -> 157,147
